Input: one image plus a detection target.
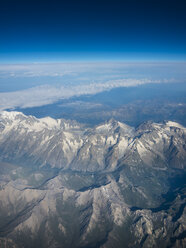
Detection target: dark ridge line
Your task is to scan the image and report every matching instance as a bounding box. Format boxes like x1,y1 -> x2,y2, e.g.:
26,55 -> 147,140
168,230 -> 186,248
130,186 -> 186,213
140,234 -> 148,247
0,195 -> 45,237
172,202 -> 186,222
77,181 -> 111,192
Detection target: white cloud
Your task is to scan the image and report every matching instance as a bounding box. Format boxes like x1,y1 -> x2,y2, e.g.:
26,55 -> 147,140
0,78 -> 179,110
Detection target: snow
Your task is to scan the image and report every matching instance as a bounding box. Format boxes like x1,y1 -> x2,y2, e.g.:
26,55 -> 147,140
166,121 -> 186,130
137,140 -> 147,156
118,121 -> 131,131
96,123 -> 112,132
0,111 -> 63,132
106,135 -> 118,145
63,131 -> 73,140
0,111 -> 25,120
117,137 -> 129,157
40,117 -> 61,129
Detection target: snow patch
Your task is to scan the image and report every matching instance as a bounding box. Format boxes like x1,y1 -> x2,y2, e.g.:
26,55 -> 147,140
40,116 -> 61,129
0,111 -> 25,120
166,121 -> 186,130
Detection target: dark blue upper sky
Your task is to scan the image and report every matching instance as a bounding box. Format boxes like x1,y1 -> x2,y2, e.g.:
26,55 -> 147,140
0,0 -> 186,62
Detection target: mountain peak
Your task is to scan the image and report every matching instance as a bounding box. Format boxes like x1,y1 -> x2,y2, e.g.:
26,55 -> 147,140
166,120 -> 186,130
0,111 -> 26,120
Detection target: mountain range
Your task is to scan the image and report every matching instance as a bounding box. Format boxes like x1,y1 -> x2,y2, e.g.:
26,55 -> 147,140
0,111 -> 185,248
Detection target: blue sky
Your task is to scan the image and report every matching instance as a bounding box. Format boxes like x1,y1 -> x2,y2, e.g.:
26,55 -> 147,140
0,0 -> 186,62
0,1 -> 186,110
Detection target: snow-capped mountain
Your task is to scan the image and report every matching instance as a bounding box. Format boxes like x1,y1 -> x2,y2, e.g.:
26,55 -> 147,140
0,111 -> 185,248
0,111 -> 185,171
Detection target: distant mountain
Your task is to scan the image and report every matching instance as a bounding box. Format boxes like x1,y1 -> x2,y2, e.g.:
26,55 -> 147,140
0,111 -> 185,248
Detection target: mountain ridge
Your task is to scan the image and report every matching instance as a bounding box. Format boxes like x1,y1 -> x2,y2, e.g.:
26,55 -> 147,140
0,111 -> 185,172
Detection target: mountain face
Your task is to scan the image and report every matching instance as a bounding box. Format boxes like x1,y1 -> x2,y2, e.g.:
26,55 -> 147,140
0,111 -> 185,248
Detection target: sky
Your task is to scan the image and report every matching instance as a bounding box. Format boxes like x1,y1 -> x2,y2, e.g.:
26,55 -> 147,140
0,0 -> 186,62
0,0 -> 186,110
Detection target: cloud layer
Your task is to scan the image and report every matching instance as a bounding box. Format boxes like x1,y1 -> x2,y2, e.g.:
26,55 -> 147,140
0,62 -> 185,110
0,78 -> 179,110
